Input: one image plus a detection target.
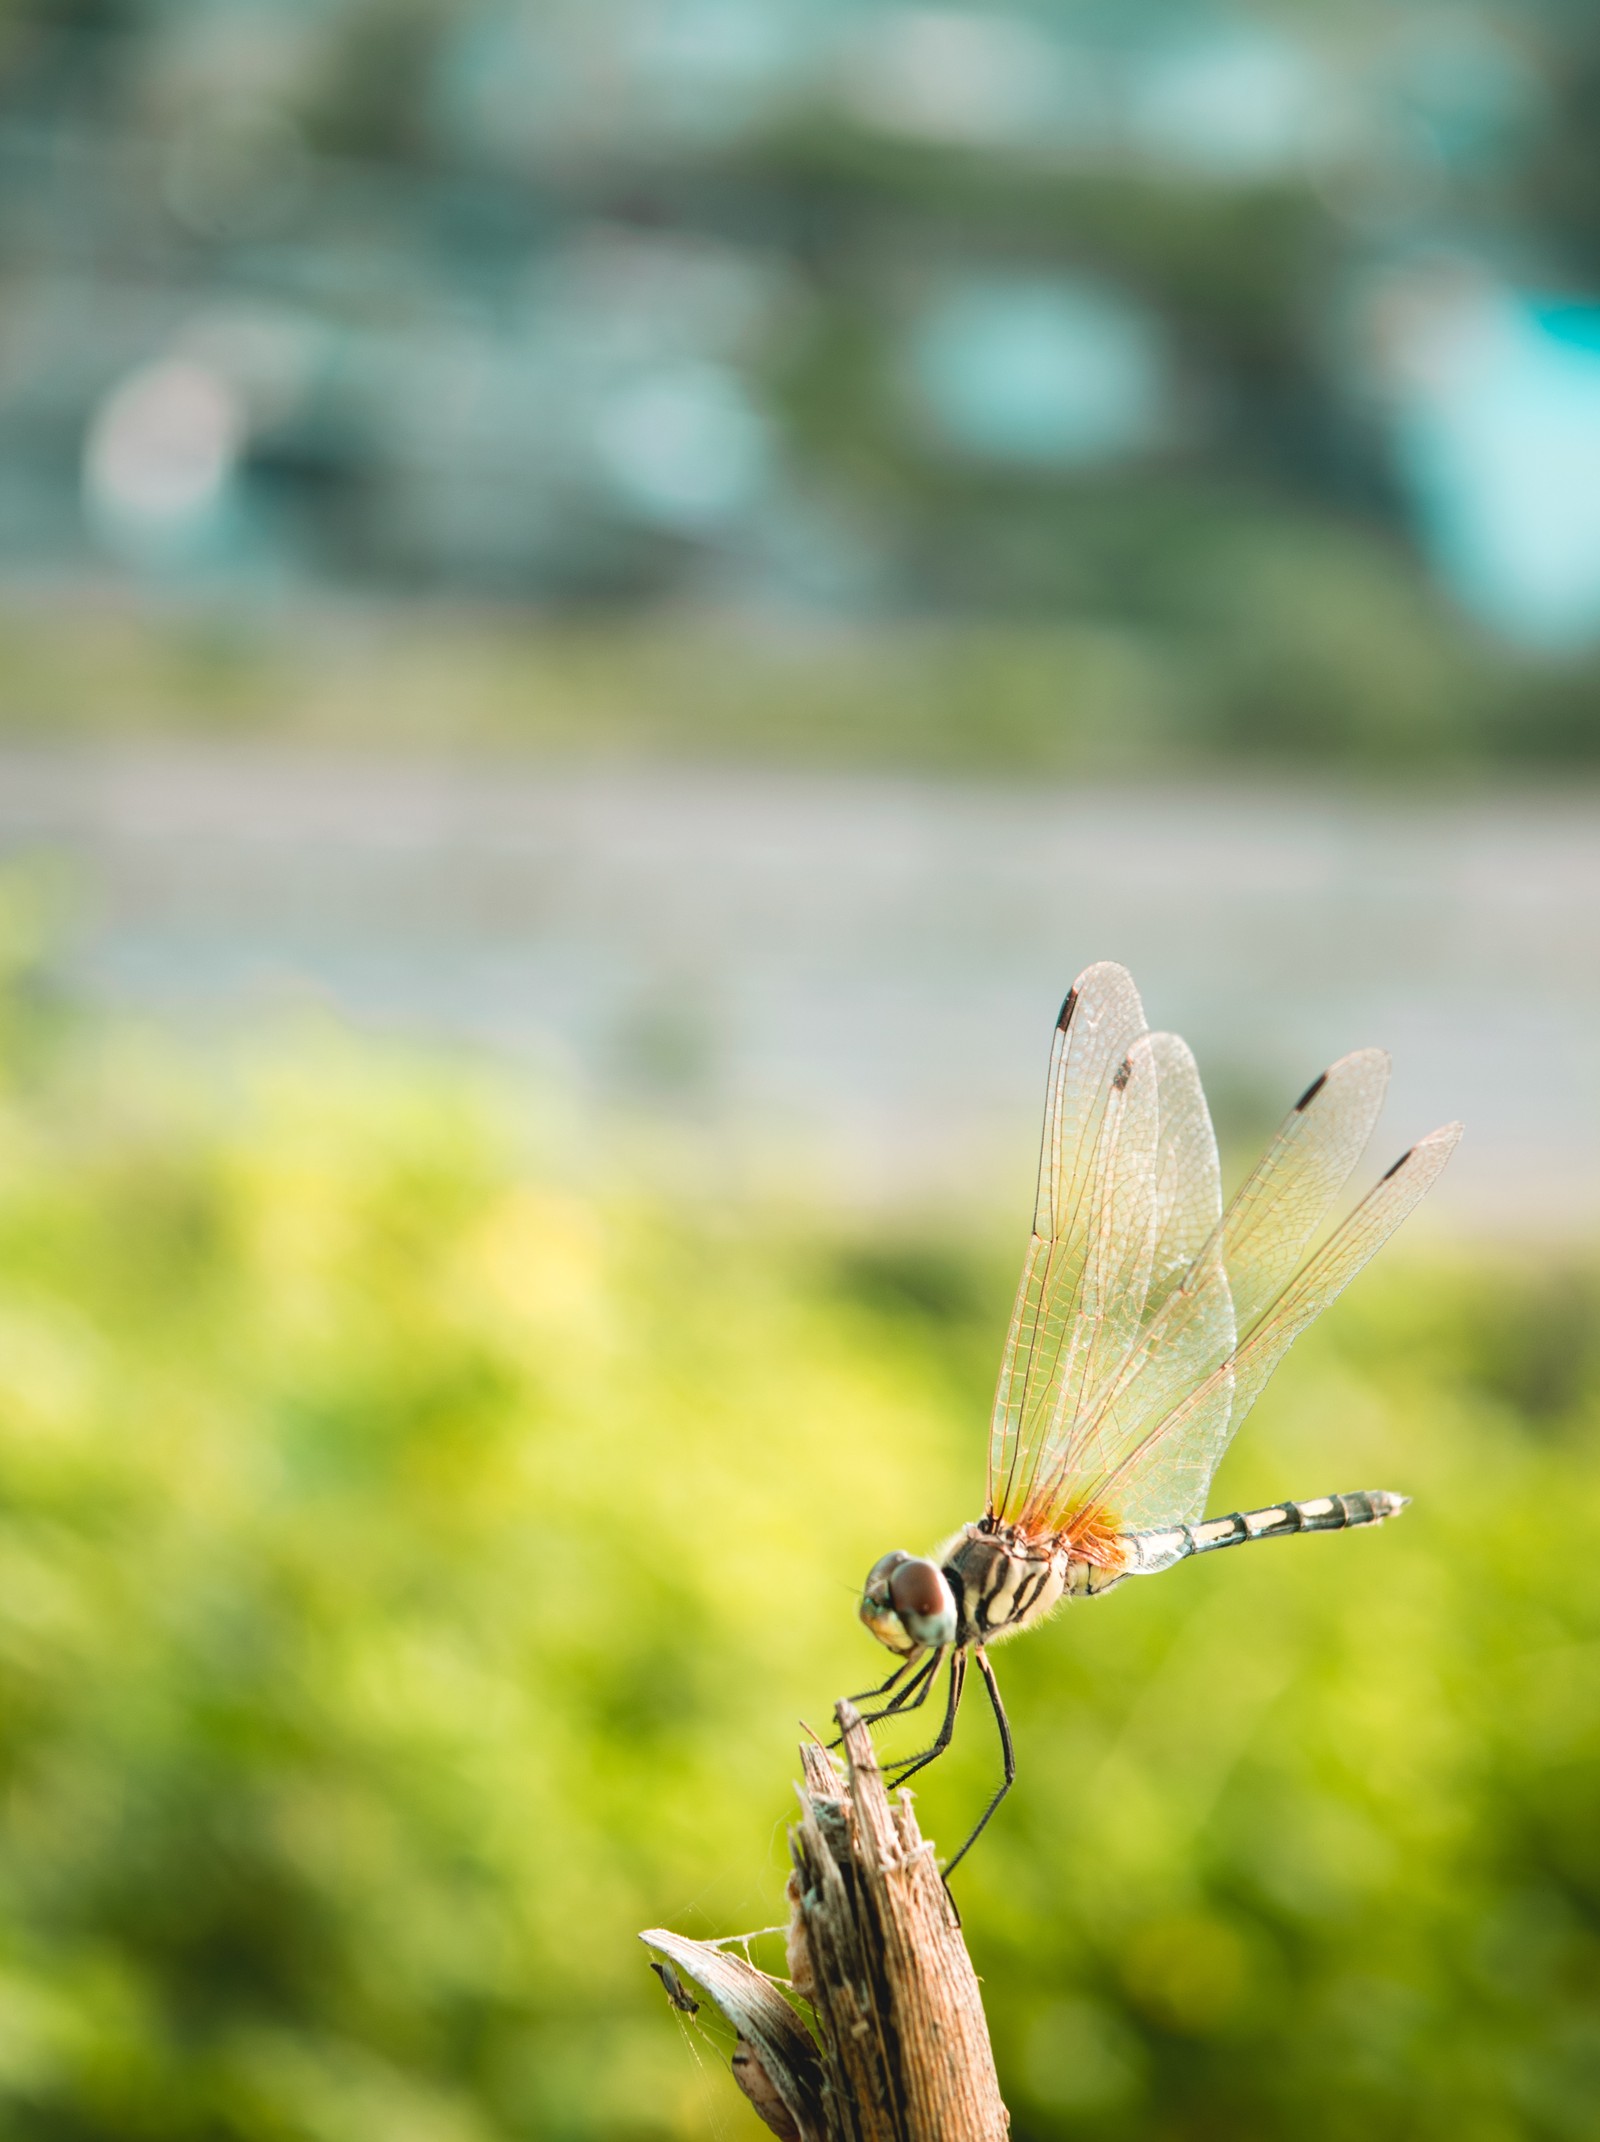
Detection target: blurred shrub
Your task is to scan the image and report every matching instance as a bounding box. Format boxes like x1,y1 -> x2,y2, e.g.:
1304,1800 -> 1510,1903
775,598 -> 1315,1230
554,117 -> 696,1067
3,593 -> 1597,778
0,981 -> 1592,2137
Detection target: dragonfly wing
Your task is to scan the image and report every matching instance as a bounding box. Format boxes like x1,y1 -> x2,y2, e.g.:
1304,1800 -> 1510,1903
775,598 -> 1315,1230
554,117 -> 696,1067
1022,1042 -> 1392,1535
1032,1034 -> 1162,1486
1142,1031 -> 1229,1317
1222,1118 -> 1464,1437
1094,1345 -> 1237,1540
988,963 -> 1148,1523
1221,1048 -> 1391,1336
1088,1119 -> 1463,1534
1018,1030 -> 1229,1532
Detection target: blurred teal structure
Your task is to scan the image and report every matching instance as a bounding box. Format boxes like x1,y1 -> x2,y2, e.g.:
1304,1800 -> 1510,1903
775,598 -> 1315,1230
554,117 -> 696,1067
2,0 -> 1600,660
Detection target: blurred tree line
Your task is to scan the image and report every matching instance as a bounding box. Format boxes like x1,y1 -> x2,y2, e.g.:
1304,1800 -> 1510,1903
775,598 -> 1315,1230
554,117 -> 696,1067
0,0 -> 1598,764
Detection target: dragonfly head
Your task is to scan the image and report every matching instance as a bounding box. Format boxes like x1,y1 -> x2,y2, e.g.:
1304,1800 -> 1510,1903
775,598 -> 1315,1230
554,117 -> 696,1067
859,1551 -> 958,1655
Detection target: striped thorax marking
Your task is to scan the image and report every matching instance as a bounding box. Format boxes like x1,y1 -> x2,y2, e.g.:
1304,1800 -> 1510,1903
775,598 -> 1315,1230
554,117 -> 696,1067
942,1524 -> 1071,1643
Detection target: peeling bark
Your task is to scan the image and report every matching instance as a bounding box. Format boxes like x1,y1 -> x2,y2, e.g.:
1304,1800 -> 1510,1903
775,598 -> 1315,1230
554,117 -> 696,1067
643,1700 -> 1009,2140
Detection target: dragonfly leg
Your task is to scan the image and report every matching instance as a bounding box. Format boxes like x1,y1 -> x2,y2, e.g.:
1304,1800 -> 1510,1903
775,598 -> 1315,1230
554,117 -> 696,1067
843,1659 -> 915,1706
861,1647 -> 943,1725
941,1647 -> 1016,1881
833,1648 -> 944,1747
883,1648 -> 967,1788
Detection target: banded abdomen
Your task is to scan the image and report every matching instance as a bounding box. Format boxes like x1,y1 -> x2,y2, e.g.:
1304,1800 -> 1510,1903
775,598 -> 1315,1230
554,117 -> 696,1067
946,1492 -> 1410,1633
1118,1489 -> 1409,1579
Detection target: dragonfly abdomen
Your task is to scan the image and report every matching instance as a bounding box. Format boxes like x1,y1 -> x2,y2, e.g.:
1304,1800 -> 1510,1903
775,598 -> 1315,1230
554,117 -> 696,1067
1123,1489 -> 1410,1576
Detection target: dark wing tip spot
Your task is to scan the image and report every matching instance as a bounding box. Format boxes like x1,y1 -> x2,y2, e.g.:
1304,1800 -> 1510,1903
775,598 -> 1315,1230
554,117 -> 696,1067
1056,987 -> 1078,1032
1380,1146 -> 1414,1181
1294,1070 -> 1328,1112
1112,1055 -> 1133,1091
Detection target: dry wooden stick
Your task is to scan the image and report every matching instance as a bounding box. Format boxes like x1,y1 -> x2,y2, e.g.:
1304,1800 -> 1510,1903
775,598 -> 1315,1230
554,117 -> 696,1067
641,1699 -> 1009,2140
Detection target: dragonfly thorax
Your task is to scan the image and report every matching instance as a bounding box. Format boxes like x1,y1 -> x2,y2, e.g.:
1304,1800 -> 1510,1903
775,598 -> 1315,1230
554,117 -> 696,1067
943,1523 -> 1079,1645
861,1523 -> 1115,1657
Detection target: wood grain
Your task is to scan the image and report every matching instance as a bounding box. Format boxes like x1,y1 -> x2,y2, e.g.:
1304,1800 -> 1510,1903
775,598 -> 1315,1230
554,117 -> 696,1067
643,1698 -> 1009,2140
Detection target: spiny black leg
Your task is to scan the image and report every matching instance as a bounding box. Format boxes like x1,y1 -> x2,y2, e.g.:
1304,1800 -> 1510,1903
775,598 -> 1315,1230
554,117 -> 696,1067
833,1649 -> 943,1747
941,1647 -> 1016,1881
862,1648 -> 941,1725
844,1658 -> 914,1706
884,1649 -> 967,1789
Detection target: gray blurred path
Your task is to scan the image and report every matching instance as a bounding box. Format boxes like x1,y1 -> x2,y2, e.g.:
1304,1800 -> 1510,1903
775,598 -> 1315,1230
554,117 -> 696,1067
0,748 -> 1594,1232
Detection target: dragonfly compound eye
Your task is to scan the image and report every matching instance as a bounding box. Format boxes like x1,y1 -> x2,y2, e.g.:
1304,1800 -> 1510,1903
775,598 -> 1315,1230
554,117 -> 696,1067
863,1550 -> 909,1599
859,1550 -> 914,1652
888,1557 -> 958,1647
860,1552 -> 957,1653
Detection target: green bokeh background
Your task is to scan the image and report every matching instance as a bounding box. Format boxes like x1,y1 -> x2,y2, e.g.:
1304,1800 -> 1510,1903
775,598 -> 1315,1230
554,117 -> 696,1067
5,4 -> 1600,2133
0,915 -> 1592,2142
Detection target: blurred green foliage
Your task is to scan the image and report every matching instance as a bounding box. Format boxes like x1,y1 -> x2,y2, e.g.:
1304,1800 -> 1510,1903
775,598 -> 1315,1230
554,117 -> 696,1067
0,935 -> 1594,2138
3,594 -> 1598,779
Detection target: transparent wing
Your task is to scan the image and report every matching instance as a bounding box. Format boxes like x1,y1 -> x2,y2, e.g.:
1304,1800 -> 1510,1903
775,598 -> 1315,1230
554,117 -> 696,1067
1085,1119 -> 1463,1534
1018,1046 -> 1392,1537
1029,1036 -> 1161,1496
987,963 -> 1148,1521
1220,1048 -> 1390,1335
1017,1030 -> 1228,1528
1142,1032 -> 1230,1322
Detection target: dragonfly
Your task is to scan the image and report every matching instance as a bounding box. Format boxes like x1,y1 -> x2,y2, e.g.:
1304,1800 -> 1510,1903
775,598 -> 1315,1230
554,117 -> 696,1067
853,961 -> 1462,1875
